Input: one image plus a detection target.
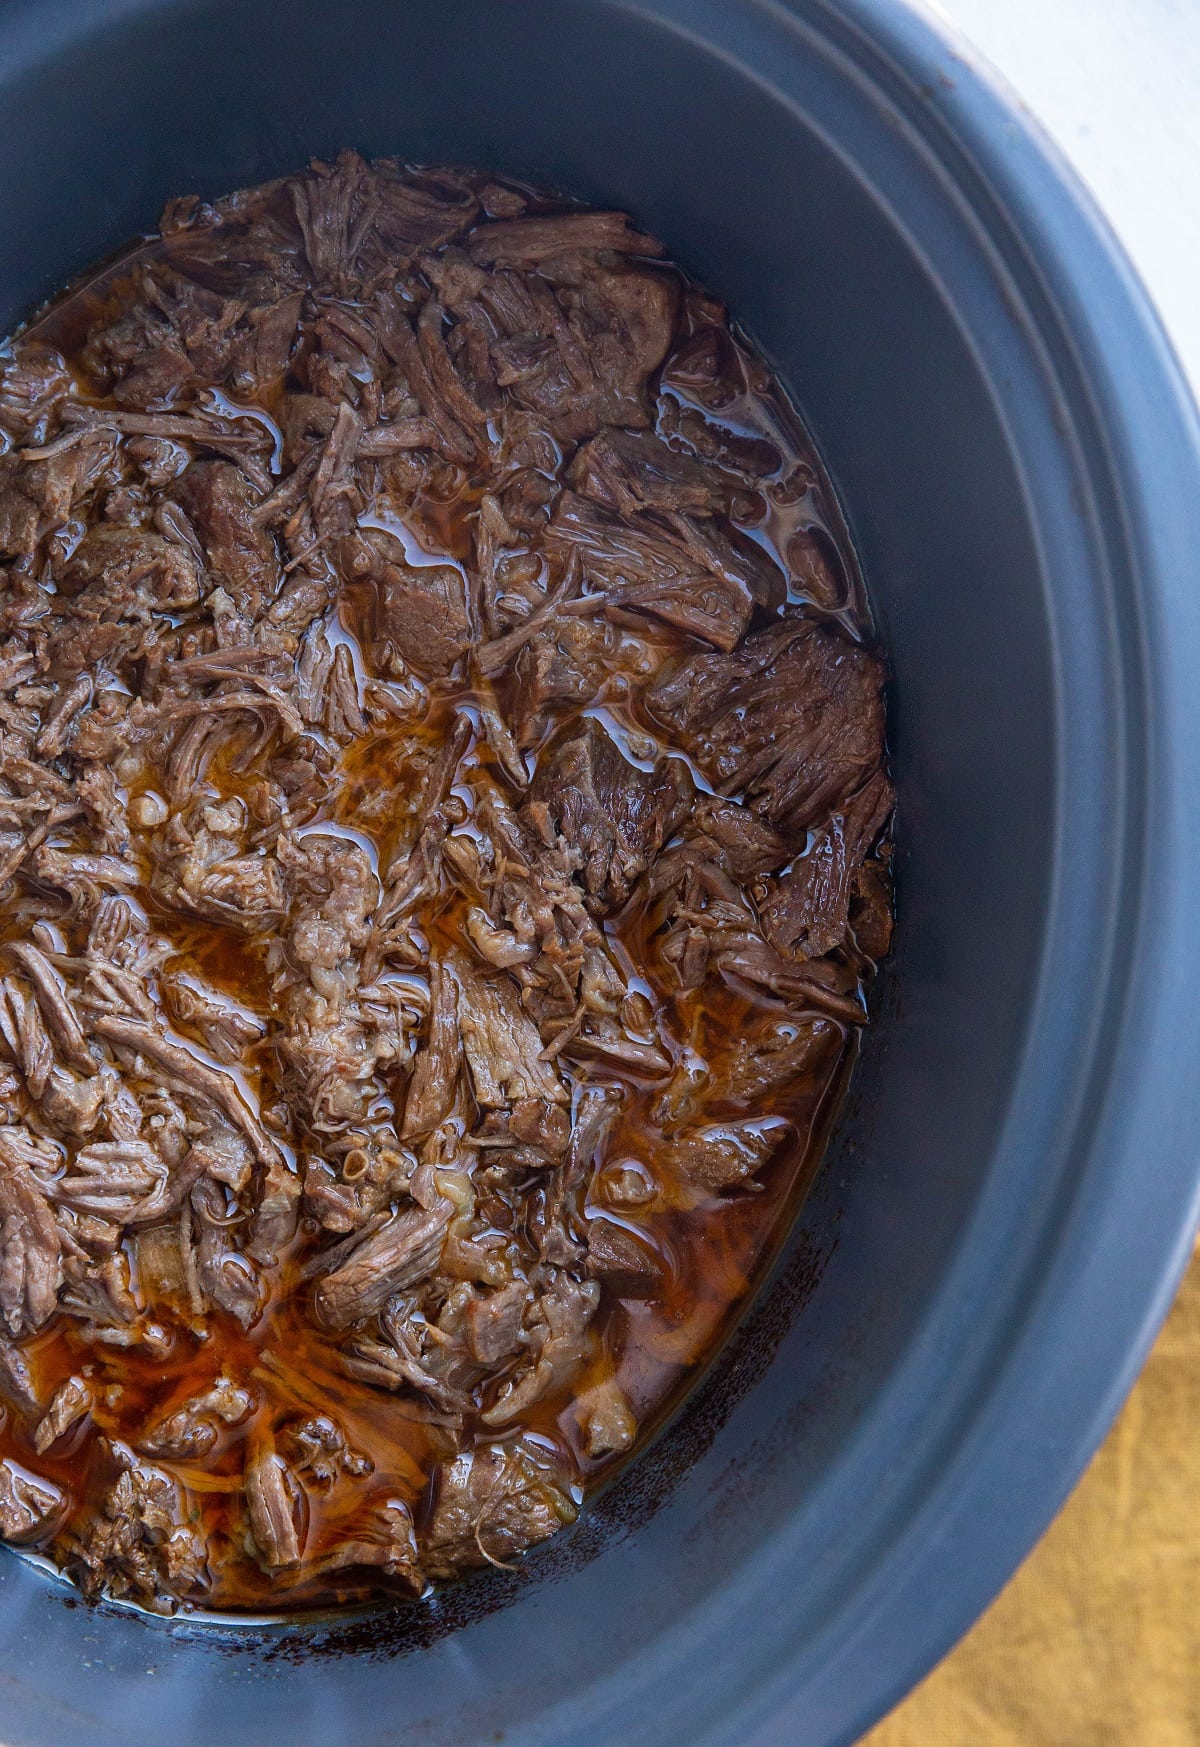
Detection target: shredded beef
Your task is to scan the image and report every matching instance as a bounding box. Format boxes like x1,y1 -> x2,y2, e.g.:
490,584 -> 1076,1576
0,154 -> 892,1615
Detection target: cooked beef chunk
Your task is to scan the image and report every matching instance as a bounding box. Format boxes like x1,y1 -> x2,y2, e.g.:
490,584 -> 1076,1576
3,941 -> 93,1073
0,156 -> 892,1617
151,799 -> 287,932
422,1438 -> 577,1578
469,252 -> 677,442
0,1458 -> 66,1543
288,156 -> 374,293
586,1217 -> 663,1297
93,1015 -> 283,1170
688,796 -> 790,881
537,1084 -> 622,1266
402,959 -> 462,1138
34,1375 -> 92,1453
272,830 -> 403,1140
342,528 -> 471,678
303,1499 -> 422,1593
760,769 -> 894,961
341,1284 -> 487,1414
314,1200 -> 453,1330
570,427 -> 742,518
367,163 -> 479,266
496,464 -> 557,533
785,525 -> 846,611
67,1447 -> 207,1612
646,612 -> 888,831
526,717 -> 693,913
50,526 -> 199,676
467,210 -> 663,267
245,1439 -> 305,1569
35,671 -> 95,760
711,932 -> 867,1023
139,1376 -> 252,1459
172,459 -> 279,618
162,973 -> 266,1064
246,1158 -> 301,1265
0,341 -> 75,442
509,1098 -> 570,1157
657,395 -> 783,479
657,1013 -> 840,1124
48,1139 -> 169,1222
667,1119 -> 786,1192
452,953 -> 568,1108
372,305 -> 478,464
575,1375 -> 637,1458
192,1176 -> 264,1329
440,785 -> 597,1023
341,1307 -> 459,1408
463,905 -> 537,970
464,1280 -> 529,1366
544,490 -> 779,649
660,315 -> 743,406
0,1154 -> 62,1337
0,443 -> 103,562
480,1270 -> 599,1426
82,259 -> 304,407
0,466 -> 43,562
508,616 -> 618,746
849,854 -> 895,961
285,153 -> 478,292
284,1414 -> 372,1486
0,1336 -> 39,1414
567,990 -> 672,1079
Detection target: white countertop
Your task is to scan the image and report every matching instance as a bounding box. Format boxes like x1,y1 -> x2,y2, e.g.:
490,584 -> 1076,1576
929,0 -> 1200,394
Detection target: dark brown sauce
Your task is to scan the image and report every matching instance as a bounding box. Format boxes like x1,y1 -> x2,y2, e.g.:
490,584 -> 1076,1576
0,162 -> 887,1615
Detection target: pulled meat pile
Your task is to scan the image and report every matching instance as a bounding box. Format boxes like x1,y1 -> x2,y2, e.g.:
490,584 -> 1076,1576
0,154 -> 892,1613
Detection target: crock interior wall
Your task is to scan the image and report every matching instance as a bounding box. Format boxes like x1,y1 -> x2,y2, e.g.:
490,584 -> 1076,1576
0,0 -> 1055,1738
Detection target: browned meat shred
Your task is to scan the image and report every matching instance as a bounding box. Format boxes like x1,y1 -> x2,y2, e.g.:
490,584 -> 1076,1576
0,153 -> 892,1615
645,614 -> 888,831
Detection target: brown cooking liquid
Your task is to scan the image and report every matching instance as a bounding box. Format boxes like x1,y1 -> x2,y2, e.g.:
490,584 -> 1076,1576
0,174 -> 882,1614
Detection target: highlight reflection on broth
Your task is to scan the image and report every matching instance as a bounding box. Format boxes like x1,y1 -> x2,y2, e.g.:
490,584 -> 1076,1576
0,154 -> 893,1612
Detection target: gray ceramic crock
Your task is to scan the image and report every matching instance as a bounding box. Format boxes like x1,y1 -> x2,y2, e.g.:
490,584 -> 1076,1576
0,1 -> 1199,1743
